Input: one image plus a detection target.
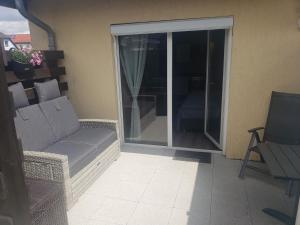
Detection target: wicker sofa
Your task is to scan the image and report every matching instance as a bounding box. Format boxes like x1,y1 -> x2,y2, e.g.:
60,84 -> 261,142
10,81 -> 120,210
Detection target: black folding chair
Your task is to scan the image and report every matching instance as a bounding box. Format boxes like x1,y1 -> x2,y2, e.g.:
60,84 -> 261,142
239,92 -> 300,190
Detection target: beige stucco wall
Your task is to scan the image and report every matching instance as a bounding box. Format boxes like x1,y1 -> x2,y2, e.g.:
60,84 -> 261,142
28,0 -> 300,159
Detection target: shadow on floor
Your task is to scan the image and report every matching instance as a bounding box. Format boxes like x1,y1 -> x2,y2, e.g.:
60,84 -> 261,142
185,155 -> 293,225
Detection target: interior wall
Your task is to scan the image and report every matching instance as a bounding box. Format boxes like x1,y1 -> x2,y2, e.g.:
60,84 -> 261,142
28,0 -> 300,159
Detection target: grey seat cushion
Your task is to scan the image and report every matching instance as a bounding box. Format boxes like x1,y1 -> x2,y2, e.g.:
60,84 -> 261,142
59,128 -> 117,177
14,105 -> 56,151
63,127 -> 117,146
34,79 -> 61,102
43,141 -> 95,177
44,127 -> 117,177
39,96 -> 80,140
9,82 -> 29,109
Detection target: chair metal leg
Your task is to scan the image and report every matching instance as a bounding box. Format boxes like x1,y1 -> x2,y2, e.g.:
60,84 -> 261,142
239,134 -> 256,178
239,149 -> 252,178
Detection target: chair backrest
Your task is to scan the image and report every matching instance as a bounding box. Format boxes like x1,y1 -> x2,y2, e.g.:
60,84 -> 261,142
264,91 -> 300,145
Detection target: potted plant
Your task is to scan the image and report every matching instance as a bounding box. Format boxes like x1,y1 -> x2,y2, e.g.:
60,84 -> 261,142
9,48 -> 43,79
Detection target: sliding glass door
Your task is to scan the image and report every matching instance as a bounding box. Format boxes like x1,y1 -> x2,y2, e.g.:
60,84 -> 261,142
115,23 -> 230,151
172,31 -> 218,150
119,33 -> 168,146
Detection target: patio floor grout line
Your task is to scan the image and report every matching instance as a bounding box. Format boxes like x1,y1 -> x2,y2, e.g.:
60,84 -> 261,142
119,155 -> 159,225
244,177 -> 254,225
130,156 -> 160,220
166,160 -> 187,225
135,155 -> 187,225
232,159 -> 253,225
170,162 -> 186,209
137,167 -> 157,204
124,199 -> 139,225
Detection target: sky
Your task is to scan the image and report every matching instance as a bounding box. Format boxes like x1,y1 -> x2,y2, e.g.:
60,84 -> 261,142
0,6 -> 30,35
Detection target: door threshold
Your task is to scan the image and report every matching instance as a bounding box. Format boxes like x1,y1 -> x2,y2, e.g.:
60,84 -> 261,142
121,143 -> 223,155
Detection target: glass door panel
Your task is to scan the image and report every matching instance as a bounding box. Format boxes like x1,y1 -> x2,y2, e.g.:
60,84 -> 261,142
172,31 -> 218,150
119,33 -> 168,146
204,29 -> 225,147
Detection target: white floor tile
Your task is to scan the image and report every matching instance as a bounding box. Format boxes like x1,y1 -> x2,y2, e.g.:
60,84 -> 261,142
68,194 -> 104,221
156,157 -> 187,174
87,180 -> 147,202
168,208 -> 210,225
152,169 -> 183,185
118,167 -> 156,184
210,214 -> 251,225
183,161 -> 212,178
212,187 -> 248,205
92,197 -> 137,224
141,171 -> 182,207
128,203 -> 172,225
87,219 -> 123,225
174,185 -> 211,212
211,198 -> 249,220
116,152 -> 162,171
68,215 -> 89,225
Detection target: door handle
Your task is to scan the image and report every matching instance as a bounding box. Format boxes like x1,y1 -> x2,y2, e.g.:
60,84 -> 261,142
0,172 -> 8,200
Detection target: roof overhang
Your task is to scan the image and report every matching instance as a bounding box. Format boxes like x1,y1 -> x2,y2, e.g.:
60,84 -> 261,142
111,17 -> 234,36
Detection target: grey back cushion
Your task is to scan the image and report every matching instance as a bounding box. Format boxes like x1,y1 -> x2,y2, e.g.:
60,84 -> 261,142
264,91 -> 300,144
34,79 -> 61,102
8,82 -> 29,109
14,105 -> 56,151
39,96 -> 80,140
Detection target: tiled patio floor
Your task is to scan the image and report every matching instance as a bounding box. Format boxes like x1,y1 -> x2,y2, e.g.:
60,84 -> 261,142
68,150 -> 293,225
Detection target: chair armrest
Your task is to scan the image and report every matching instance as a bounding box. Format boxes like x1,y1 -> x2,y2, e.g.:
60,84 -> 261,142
23,151 -> 73,209
79,119 -> 120,139
23,151 -> 69,181
247,127 -> 264,144
248,127 -> 264,133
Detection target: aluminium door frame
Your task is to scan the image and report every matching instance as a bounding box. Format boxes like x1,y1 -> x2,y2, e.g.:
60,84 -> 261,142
112,18 -> 233,155
220,28 -> 232,155
204,29 -> 229,150
167,33 -> 173,147
204,30 -> 221,148
113,36 -> 125,143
